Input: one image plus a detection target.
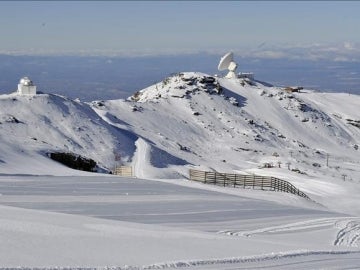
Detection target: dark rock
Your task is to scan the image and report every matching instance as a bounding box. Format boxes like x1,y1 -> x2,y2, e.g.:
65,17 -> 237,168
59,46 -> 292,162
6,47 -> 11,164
49,152 -> 97,172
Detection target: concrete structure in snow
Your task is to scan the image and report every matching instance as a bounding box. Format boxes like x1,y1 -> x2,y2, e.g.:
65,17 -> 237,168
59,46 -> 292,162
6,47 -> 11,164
17,77 -> 37,95
238,72 -> 255,80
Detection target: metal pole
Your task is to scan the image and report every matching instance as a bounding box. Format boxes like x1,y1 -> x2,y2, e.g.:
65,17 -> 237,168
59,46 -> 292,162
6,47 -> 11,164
326,154 -> 329,167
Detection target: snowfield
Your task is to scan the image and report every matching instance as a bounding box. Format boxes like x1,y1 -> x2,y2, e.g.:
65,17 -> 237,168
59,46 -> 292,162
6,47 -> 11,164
0,71 -> 359,268
0,175 -> 359,268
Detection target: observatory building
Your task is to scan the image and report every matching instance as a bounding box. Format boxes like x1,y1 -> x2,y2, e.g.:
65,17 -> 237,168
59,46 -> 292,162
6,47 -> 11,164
17,77 -> 37,95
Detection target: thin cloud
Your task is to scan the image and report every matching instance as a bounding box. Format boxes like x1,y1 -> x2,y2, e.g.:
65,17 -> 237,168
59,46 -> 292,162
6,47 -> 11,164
0,43 -> 360,62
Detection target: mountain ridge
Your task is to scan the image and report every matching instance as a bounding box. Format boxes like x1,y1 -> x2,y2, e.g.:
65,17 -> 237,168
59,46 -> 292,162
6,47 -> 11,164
1,72 -> 360,214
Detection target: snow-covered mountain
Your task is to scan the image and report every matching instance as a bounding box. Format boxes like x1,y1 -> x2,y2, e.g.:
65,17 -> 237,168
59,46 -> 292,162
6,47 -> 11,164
96,71 -> 359,172
1,72 -> 359,212
1,71 -> 360,268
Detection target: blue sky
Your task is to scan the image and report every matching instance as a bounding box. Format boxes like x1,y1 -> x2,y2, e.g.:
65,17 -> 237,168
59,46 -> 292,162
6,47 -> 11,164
1,1 -> 359,55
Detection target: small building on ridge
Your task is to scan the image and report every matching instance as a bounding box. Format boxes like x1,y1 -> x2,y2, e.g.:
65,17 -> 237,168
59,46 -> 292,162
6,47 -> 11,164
17,77 -> 37,95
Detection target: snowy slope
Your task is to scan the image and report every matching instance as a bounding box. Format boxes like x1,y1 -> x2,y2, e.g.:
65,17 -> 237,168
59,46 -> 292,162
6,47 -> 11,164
95,72 -> 359,174
2,73 -> 358,182
0,175 -> 359,268
1,73 -> 359,210
0,71 -> 360,268
0,93 -> 136,175
0,174 -> 360,268
90,72 -> 360,216
90,78 -> 354,173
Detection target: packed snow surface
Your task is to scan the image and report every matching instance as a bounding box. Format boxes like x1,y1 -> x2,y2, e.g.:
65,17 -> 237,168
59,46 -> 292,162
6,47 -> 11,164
0,72 -> 359,268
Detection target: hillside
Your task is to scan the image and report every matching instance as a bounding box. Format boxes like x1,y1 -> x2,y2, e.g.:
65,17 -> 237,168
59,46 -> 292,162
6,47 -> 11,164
91,72 -> 360,214
1,72 -> 360,268
96,72 -> 360,172
1,72 -> 360,214
0,93 -> 136,175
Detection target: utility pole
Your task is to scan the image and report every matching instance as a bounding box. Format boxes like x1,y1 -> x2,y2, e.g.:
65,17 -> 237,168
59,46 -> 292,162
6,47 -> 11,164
326,153 -> 329,167
286,162 -> 291,170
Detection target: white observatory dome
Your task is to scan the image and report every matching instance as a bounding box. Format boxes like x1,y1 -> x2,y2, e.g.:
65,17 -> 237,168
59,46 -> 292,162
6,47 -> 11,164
19,77 -> 33,86
17,76 -> 36,95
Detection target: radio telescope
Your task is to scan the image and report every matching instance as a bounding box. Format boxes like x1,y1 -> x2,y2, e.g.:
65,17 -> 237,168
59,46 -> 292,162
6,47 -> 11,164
218,52 -> 237,79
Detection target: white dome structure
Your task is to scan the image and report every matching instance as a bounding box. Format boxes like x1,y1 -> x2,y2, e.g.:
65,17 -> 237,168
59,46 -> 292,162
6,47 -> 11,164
18,76 -> 37,95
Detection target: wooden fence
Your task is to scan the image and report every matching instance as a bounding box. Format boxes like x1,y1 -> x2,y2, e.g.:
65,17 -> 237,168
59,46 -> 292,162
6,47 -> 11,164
114,166 -> 133,177
189,169 -> 310,200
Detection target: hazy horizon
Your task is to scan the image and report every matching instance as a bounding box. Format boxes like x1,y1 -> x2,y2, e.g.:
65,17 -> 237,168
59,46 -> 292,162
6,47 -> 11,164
0,53 -> 359,101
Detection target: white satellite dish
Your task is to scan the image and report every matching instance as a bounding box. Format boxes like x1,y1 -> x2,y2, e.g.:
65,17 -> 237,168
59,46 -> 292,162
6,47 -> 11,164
218,52 -> 238,79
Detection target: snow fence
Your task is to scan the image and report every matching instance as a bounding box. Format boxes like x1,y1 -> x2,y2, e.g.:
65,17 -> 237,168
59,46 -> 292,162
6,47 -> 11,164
189,169 -> 311,200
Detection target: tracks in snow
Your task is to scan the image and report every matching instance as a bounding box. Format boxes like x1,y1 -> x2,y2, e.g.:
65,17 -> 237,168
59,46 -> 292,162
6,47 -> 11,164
2,250 -> 359,269
218,217 -> 343,237
334,219 -> 360,247
218,217 -> 360,249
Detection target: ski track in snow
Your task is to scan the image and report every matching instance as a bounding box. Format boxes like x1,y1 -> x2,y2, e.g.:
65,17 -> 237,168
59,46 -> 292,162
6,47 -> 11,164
218,217 -> 345,237
0,250 -> 359,269
217,216 -> 360,248
334,219 -> 360,247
